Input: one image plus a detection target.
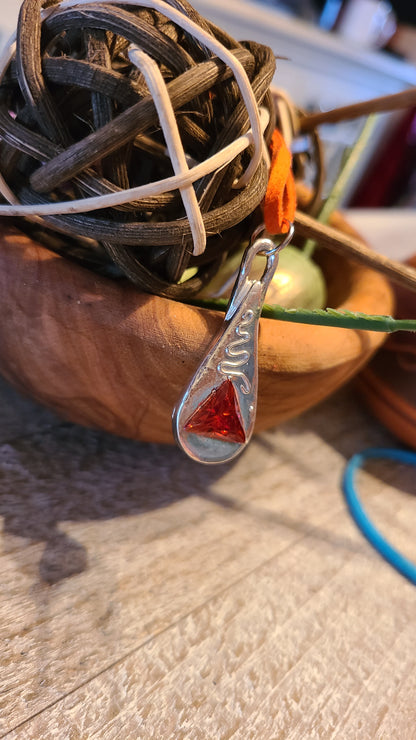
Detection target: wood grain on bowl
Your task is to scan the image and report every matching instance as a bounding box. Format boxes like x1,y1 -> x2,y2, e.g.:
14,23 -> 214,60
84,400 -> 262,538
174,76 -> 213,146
357,254 -> 416,450
0,215 -> 393,444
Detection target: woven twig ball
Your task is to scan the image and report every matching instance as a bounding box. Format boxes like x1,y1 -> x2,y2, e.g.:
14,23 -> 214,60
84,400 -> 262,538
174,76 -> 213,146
0,0 -> 276,297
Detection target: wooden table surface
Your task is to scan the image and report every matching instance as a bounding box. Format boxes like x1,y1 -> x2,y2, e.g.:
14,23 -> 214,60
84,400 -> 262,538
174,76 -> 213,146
1,375 -> 415,739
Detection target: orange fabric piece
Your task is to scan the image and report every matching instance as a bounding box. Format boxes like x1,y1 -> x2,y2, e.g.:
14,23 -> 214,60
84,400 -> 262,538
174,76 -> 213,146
263,129 -> 297,234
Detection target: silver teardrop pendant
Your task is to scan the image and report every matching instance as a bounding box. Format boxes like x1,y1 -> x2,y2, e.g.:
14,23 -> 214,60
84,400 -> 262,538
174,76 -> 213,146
173,225 -> 294,464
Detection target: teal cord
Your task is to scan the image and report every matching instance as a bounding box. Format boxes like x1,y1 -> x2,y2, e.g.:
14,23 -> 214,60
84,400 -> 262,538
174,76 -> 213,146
189,298 -> 416,334
343,449 -> 416,585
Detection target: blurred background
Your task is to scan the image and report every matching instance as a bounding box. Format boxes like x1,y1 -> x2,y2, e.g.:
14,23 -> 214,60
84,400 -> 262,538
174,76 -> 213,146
250,0 -> 416,209
189,0 -> 416,259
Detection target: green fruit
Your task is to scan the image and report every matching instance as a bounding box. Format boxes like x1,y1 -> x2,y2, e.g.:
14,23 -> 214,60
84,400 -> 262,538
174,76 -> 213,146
199,245 -> 327,310
266,245 -> 326,309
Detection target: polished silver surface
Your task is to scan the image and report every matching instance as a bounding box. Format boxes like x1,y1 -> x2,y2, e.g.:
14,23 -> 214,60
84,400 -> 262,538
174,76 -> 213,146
218,308 -> 254,394
173,227 -> 294,464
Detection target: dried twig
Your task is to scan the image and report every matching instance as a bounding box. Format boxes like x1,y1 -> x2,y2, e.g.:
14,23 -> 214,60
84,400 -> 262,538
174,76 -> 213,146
295,210 -> 416,294
299,88 -> 416,131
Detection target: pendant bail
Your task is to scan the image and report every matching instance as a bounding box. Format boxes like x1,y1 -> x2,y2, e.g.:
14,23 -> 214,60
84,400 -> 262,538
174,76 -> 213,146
173,224 -> 294,464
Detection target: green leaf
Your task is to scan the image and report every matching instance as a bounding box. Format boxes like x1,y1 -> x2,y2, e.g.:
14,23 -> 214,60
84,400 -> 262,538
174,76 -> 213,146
188,298 -> 416,333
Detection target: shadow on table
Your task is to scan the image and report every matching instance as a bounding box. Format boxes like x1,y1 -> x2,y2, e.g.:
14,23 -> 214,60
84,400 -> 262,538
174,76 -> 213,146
1,385 -> 413,585
0,420 -> 227,584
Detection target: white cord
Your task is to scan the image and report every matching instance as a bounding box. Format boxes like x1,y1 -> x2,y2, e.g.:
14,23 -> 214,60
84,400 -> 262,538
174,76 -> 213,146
57,0 -> 263,188
0,109 -> 269,218
270,86 -> 299,147
128,46 -> 206,256
0,0 -> 267,256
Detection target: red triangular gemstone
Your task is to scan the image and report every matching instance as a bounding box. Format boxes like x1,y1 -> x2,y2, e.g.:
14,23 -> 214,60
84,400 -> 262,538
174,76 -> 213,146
184,379 -> 246,444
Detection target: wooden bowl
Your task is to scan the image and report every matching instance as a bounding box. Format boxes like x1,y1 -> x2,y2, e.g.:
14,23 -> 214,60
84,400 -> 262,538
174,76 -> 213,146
357,254 -> 416,450
0,214 -> 393,444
